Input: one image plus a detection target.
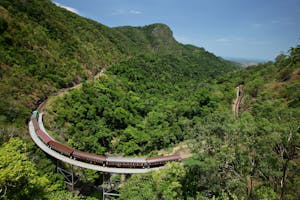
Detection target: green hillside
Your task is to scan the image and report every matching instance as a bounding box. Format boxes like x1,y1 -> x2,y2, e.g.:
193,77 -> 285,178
0,0 -> 299,199
0,0 -> 235,133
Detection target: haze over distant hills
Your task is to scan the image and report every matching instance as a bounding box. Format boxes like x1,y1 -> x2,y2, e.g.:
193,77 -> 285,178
225,57 -> 270,67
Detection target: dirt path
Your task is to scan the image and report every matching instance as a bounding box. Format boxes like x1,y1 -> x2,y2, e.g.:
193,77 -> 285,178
39,66 -> 108,112
58,66 -> 107,97
233,85 -> 243,117
172,143 -> 192,159
156,141 -> 192,160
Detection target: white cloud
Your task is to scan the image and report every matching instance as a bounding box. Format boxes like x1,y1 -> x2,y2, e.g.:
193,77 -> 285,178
216,38 -> 230,43
112,9 -> 142,16
222,37 -> 267,46
252,23 -> 263,28
53,2 -> 79,14
112,9 -> 126,15
271,18 -> 295,26
129,10 -> 142,15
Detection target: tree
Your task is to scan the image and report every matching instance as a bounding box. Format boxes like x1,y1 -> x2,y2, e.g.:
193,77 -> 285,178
182,154 -> 220,199
0,138 -> 49,199
120,162 -> 185,200
47,191 -> 82,200
153,162 -> 186,200
119,173 -> 156,200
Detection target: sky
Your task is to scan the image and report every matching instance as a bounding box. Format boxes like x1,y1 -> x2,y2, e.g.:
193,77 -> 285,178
53,0 -> 300,61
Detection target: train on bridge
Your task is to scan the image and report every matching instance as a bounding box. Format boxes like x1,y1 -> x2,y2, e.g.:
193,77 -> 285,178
31,111 -> 181,168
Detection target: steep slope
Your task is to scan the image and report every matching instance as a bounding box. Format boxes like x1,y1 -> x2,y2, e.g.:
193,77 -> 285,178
114,23 -> 179,54
0,0 -> 236,135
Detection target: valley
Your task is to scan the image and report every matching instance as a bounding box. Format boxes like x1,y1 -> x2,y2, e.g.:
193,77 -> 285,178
0,0 -> 299,200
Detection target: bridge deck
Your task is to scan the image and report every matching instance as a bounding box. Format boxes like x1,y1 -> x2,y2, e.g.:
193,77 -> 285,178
29,117 -> 161,174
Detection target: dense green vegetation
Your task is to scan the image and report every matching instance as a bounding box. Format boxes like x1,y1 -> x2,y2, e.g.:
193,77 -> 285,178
0,0 -> 299,199
119,46 -> 300,200
0,138 -> 49,199
45,52 -> 235,156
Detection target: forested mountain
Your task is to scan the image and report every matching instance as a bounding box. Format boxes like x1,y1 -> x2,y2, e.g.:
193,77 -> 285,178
0,0 -> 234,134
0,0 -> 299,199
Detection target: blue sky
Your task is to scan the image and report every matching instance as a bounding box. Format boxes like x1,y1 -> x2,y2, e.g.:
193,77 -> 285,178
53,0 -> 300,60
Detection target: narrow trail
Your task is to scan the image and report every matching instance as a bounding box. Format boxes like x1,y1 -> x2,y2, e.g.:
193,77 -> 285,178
39,66 -> 107,111
171,143 -> 192,159
233,85 -> 243,117
57,66 -> 107,98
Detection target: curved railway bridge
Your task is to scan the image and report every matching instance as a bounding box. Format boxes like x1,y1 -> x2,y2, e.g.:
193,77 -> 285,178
28,112 -> 165,174
28,65 -> 181,174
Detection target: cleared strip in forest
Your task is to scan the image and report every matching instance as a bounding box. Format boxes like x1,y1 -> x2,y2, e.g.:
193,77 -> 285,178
233,85 -> 243,117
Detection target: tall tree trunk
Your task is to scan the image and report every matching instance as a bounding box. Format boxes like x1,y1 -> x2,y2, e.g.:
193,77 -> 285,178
280,160 -> 289,200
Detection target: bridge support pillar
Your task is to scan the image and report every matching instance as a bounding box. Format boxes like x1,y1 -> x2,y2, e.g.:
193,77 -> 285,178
102,173 -> 121,199
57,161 -> 78,191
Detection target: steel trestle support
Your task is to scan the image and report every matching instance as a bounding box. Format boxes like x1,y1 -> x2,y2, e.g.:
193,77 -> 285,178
102,173 -> 123,199
57,160 -> 79,191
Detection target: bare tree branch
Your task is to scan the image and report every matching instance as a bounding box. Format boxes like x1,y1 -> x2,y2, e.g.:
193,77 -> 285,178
0,186 -> 7,199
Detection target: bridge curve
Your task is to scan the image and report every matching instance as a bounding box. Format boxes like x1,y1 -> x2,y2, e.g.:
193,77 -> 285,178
28,113 -> 162,174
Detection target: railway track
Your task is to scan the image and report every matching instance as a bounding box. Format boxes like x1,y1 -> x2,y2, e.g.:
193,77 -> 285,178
29,113 -> 163,174
233,84 -> 243,117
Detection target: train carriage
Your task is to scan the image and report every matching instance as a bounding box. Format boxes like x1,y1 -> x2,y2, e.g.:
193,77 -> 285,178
48,141 -> 74,157
106,157 -> 148,168
36,129 -> 52,144
31,117 -> 39,131
147,155 -> 181,167
72,149 -> 106,165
